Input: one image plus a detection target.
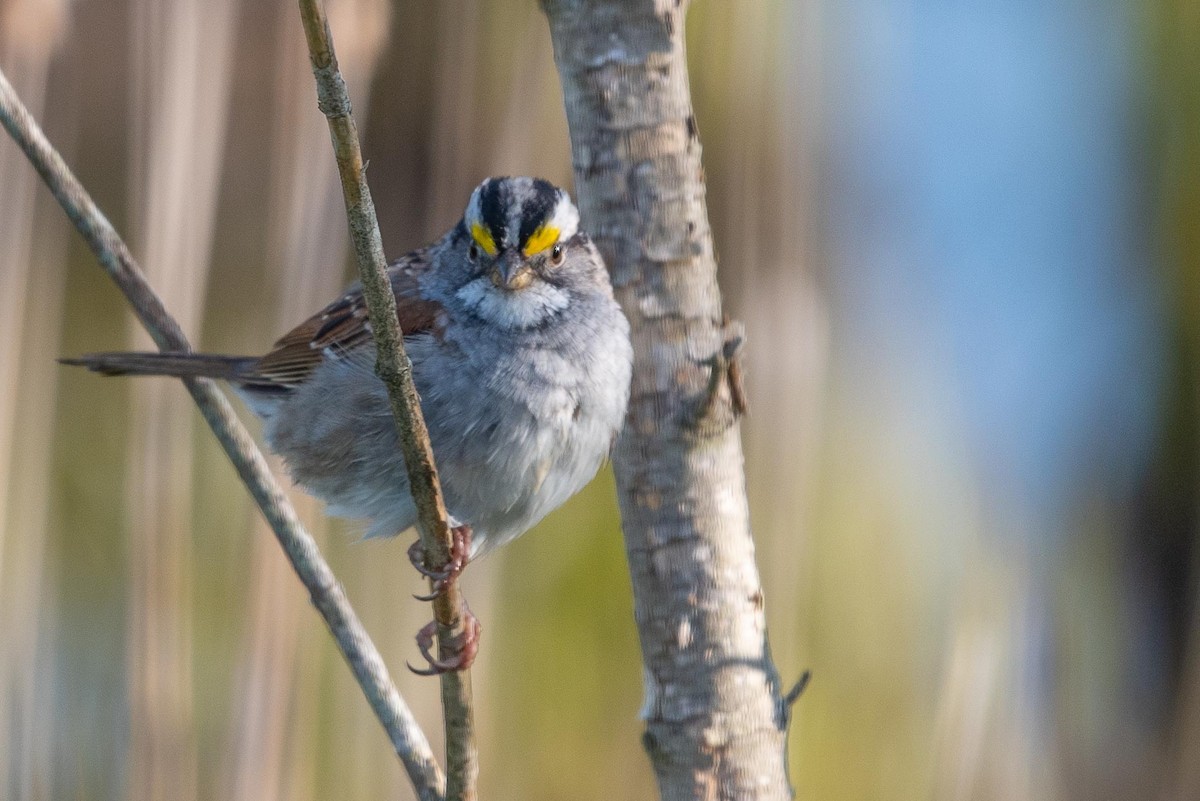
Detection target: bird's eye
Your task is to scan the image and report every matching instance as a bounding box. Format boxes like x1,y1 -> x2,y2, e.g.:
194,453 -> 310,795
550,244 -> 565,265
469,243 -> 479,261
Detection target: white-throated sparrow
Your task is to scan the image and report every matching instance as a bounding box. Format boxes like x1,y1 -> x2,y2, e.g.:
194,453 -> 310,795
68,176 -> 633,575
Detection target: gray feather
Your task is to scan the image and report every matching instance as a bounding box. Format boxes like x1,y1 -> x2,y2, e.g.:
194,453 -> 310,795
62,178 -> 633,559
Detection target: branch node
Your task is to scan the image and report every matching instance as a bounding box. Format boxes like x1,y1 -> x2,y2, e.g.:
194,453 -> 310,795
784,670 -> 811,710
314,67 -> 353,118
684,316 -> 748,436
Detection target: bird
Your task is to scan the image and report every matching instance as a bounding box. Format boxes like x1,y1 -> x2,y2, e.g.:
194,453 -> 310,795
64,176 -> 634,671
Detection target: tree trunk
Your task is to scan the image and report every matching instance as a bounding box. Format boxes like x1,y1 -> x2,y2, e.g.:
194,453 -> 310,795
541,2 -> 794,799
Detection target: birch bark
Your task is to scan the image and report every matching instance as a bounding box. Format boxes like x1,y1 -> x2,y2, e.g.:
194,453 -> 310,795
542,2 -> 794,799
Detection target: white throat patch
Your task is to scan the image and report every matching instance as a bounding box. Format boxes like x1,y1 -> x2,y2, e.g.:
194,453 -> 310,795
456,278 -> 569,330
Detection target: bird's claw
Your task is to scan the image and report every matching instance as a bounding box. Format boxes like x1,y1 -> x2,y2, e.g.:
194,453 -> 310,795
406,606 -> 481,676
405,525 -> 479,675
408,524 -> 472,601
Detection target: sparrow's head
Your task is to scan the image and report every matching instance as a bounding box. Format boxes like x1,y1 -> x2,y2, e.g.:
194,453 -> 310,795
441,177 -> 608,329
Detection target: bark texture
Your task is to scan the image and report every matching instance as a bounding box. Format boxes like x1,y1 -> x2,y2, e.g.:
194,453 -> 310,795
542,2 -> 793,799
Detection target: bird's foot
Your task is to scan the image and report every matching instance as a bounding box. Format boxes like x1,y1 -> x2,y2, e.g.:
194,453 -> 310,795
408,524 -> 472,601
407,603 -> 481,676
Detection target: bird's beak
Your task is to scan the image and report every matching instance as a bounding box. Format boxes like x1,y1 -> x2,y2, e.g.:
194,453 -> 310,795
489,252 -> 533,291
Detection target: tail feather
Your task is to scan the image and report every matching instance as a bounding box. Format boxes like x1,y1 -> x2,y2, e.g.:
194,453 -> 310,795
60,351 -> 255,381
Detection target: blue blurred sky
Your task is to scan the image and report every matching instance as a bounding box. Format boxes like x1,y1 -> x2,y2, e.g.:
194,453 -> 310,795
825,0 -> 1164,533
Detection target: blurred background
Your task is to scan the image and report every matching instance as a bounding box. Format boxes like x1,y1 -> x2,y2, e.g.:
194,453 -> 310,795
1,0 -> 1197,798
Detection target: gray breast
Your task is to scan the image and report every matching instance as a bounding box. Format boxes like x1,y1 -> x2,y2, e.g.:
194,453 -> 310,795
259,294 -> 631,554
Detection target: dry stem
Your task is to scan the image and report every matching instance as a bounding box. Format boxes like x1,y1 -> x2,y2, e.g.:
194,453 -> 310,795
0,66 -> 446,801
295,2 -> 478,799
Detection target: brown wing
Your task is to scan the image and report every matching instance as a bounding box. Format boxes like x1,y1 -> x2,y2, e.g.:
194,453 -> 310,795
244,249 -> 442,391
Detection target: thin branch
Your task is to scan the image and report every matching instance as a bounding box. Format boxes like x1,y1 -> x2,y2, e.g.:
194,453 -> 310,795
294,2 -> 478,799
0,66 -> 447,801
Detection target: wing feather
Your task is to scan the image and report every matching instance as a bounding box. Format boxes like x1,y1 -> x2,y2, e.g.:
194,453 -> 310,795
243,249 -> 441,391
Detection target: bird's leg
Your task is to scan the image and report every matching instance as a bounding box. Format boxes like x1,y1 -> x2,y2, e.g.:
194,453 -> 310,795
408,524 -> 472,601
407,601 -> 481,675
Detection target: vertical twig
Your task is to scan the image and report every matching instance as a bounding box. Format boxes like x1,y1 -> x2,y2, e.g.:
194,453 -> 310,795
0,67 -> 447,801
294,3 -> 479,799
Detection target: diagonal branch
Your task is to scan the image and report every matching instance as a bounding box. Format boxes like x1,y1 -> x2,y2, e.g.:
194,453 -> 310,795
0,67 -> 446,801
294,2 -> 478,799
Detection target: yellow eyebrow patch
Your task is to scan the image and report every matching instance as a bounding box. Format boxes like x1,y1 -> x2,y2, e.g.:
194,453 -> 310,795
522,225 -> 560,257
470,222 -> 498,257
